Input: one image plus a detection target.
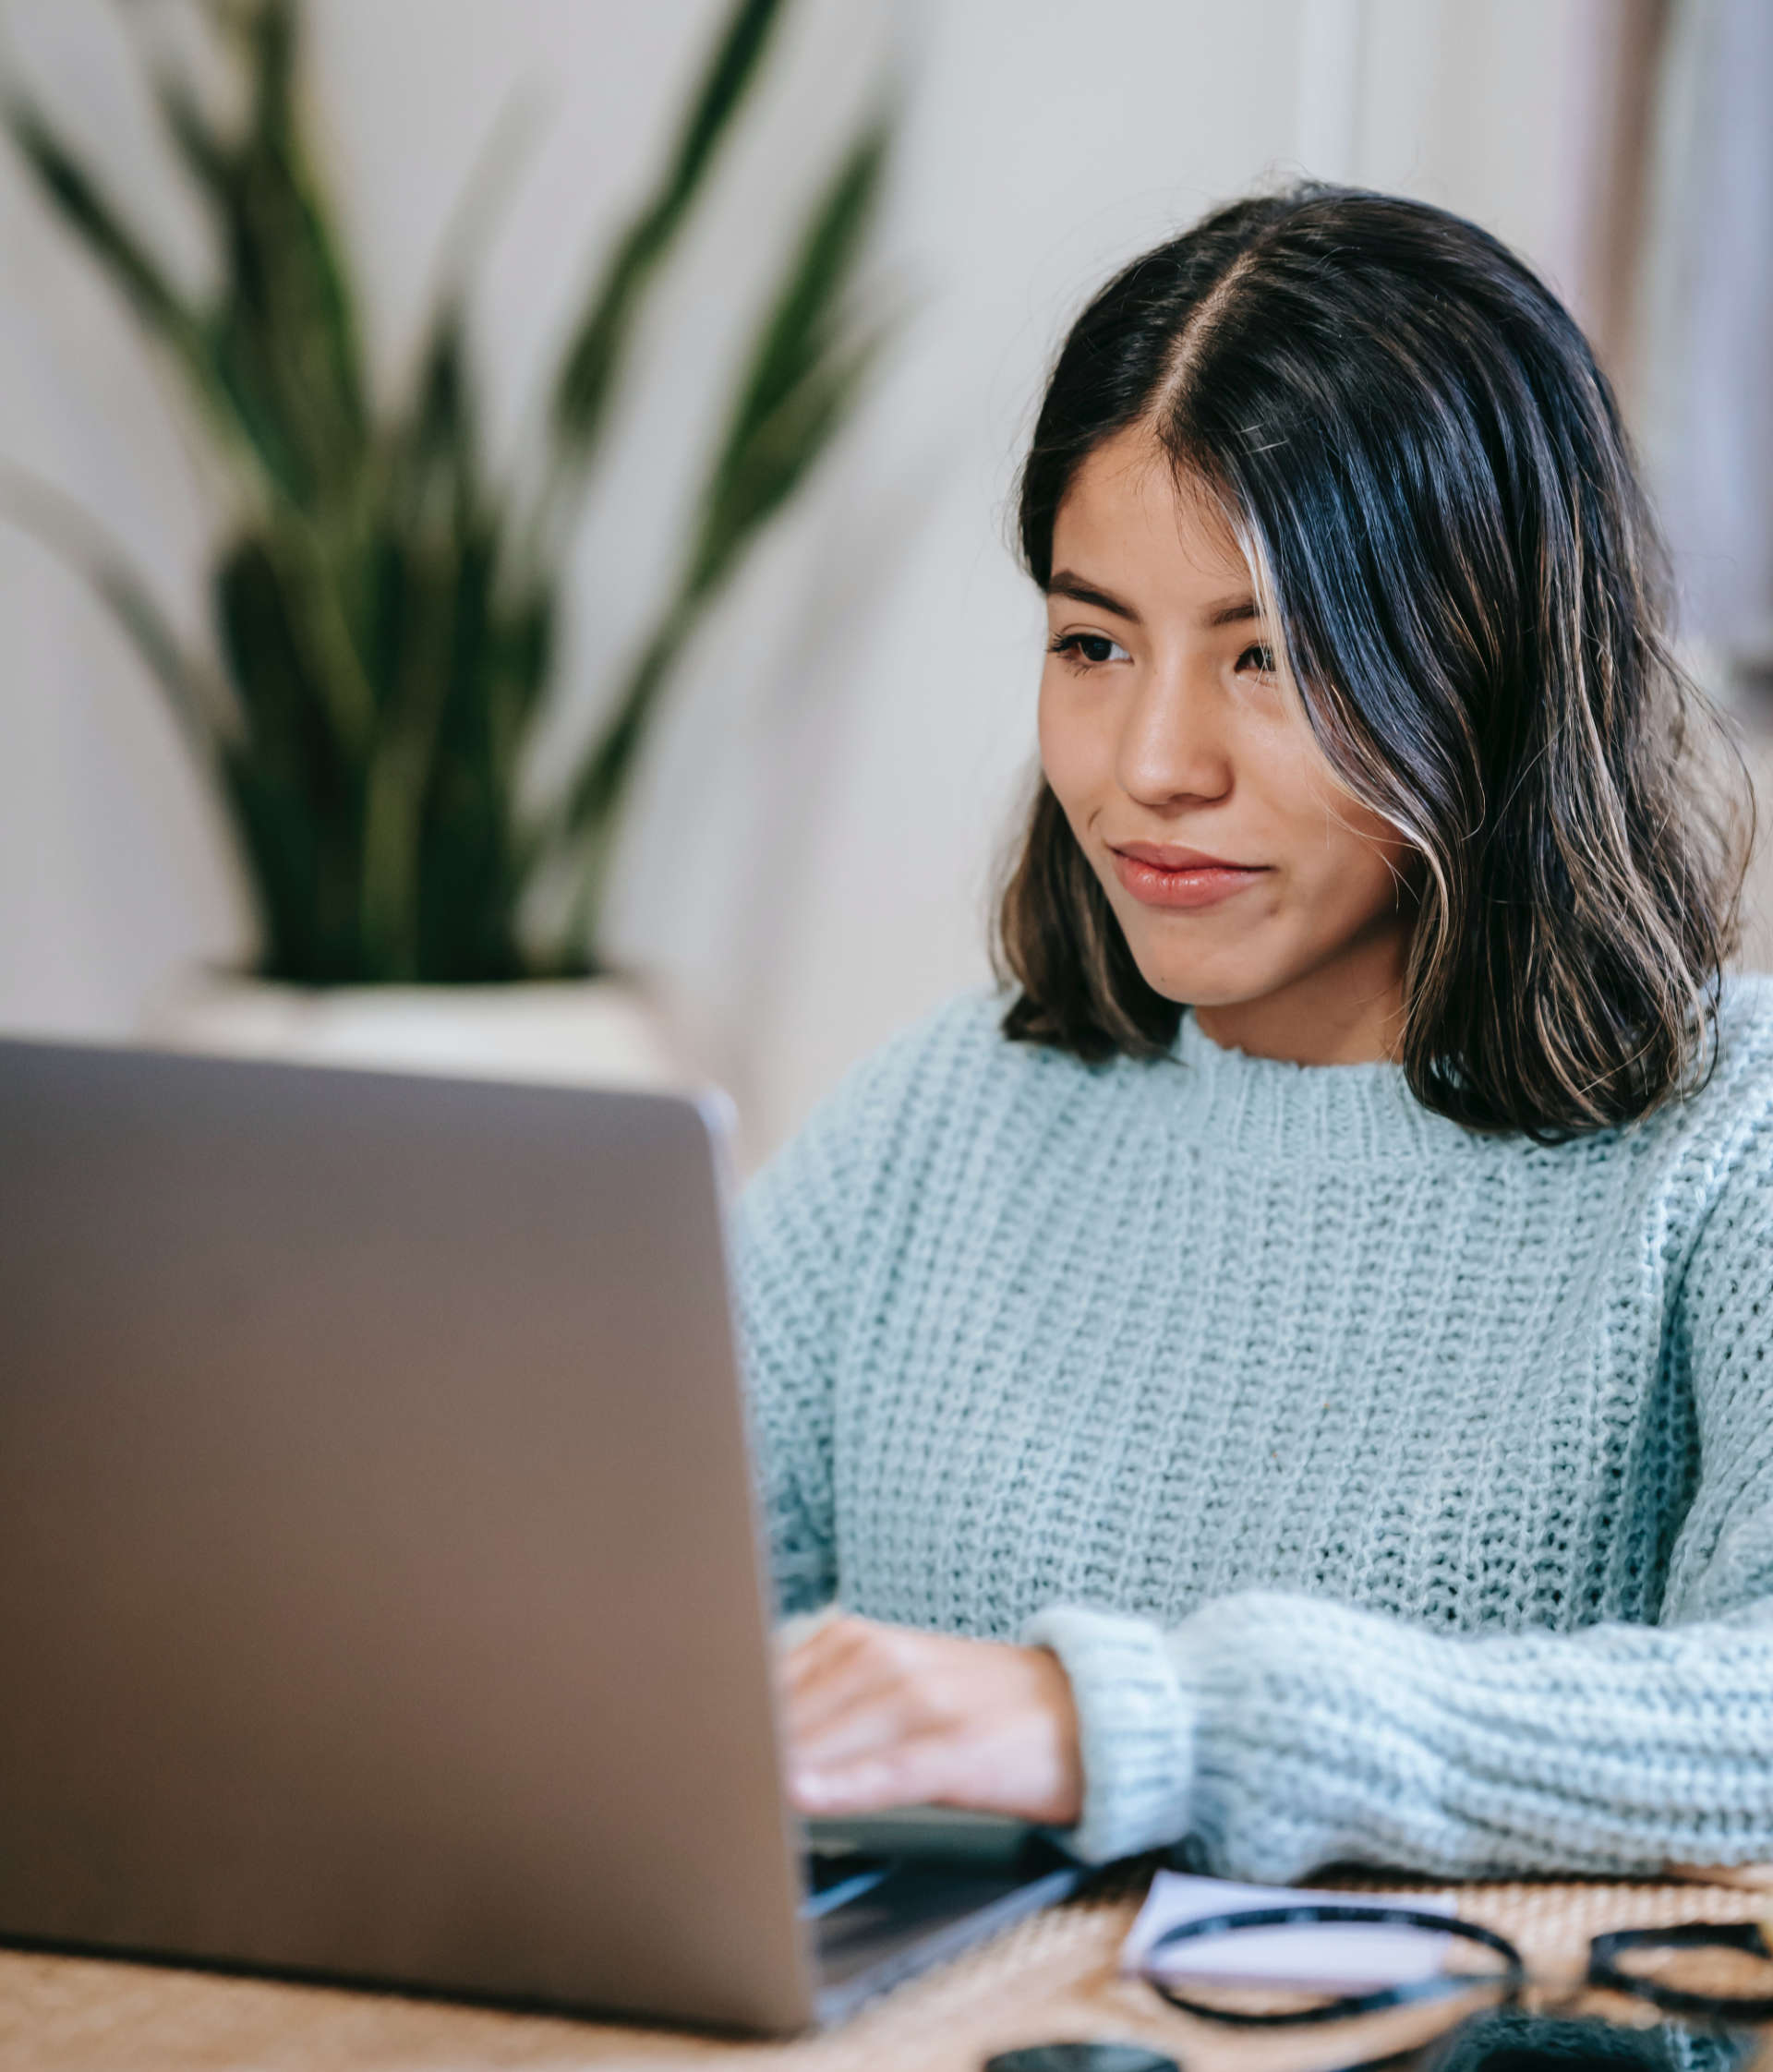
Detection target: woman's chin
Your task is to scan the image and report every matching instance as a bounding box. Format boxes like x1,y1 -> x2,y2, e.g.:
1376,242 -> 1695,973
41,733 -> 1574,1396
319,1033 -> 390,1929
1127,954 -> 1280,1014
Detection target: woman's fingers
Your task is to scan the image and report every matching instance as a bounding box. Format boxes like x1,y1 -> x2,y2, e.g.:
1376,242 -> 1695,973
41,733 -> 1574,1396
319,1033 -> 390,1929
791,1734 -> 955,1815
785,1623 -> 938,1771
782,1619 -> 947,1799
777,1615 -> 1085,1826
793,1694 -> 914,1772
781,1624 -> 899,1749
781,1614 -> 886,1709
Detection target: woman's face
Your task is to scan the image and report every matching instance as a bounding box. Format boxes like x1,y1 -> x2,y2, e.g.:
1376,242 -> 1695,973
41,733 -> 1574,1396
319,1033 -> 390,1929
1038,427 -> 1415,1063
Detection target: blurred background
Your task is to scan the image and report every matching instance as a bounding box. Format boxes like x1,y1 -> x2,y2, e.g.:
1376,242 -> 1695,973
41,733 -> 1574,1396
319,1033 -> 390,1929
1,0 -> 1767,1172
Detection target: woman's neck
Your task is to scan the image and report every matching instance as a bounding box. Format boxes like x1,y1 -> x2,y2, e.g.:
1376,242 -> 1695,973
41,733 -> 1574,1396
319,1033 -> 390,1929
1191,922 -> 1410,1066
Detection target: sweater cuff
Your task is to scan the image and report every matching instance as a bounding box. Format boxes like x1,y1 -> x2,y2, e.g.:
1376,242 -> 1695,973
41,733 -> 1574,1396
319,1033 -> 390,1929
1020,1603 -> 1199,1863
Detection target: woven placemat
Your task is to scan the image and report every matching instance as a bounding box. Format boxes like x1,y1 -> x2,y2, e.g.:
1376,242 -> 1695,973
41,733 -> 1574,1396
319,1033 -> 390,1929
2,1868 -> 1768,2072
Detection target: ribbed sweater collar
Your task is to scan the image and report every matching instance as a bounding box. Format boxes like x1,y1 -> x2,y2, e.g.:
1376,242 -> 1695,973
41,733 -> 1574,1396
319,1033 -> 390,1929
1166,1010 -> 1490,1162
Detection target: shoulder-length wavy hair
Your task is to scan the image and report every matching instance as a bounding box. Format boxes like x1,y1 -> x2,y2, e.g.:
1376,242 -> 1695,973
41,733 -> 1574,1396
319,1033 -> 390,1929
995,184 -> 1750,1139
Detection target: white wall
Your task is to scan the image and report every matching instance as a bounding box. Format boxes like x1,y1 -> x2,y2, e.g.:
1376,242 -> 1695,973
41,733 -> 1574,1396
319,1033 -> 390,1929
0,0 -> 1627,1166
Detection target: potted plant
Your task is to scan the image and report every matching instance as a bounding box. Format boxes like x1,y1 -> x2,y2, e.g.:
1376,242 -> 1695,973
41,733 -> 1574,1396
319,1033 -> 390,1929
1,0 -> 889,1086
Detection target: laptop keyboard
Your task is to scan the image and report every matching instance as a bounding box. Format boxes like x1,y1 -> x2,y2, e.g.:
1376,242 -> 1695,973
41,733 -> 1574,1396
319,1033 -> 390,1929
802,1851 -> 894,1921
800,1812 -> 1050,1922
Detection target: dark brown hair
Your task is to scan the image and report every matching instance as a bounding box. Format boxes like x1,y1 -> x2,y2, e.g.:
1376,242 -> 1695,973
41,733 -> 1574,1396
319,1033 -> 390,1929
995,185 -> 1751,1138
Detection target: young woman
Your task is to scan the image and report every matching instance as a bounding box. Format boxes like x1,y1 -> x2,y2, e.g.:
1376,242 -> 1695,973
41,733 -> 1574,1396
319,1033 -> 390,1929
736,186 -> 1773,1882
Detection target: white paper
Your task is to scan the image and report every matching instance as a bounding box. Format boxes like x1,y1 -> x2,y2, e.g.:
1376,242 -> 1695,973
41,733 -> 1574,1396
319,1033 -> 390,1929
1123,1873 -> 1457,1993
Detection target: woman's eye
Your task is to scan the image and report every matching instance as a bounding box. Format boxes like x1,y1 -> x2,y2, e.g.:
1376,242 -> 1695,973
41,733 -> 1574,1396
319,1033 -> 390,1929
1050,631 -> 1131,668
1236,642 -> 1277,677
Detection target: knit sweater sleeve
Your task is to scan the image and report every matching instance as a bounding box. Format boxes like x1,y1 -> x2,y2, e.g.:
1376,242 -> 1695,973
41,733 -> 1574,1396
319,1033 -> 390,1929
1025,1122 -> 1773,1879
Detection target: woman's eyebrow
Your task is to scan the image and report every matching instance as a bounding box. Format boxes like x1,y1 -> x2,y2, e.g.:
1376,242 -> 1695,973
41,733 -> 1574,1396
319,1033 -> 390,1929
1045,570 -> 1142,623
1047,572 -> 1262,630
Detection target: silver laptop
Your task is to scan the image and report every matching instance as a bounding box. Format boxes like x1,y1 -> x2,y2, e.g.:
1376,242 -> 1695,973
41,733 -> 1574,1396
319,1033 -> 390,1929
0,1038 -> 1079,2033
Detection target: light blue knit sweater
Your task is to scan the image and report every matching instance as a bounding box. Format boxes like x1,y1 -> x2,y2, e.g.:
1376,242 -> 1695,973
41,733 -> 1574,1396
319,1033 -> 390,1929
733,980 -> 1773,1880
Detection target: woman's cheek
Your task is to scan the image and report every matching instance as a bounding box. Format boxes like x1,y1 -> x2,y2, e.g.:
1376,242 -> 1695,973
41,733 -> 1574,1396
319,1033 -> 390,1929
1037,675 -> 1105,819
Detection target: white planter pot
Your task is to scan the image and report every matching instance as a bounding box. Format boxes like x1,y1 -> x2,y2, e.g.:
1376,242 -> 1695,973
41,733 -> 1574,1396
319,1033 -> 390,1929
139,973 -> 695,1093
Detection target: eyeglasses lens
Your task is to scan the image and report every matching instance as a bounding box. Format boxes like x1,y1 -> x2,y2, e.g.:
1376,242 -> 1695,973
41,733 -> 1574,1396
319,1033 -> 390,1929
1140,1913 -> 1519,2072
1600,1930 -> 1773,2013
1146,1914 -> 1515,2019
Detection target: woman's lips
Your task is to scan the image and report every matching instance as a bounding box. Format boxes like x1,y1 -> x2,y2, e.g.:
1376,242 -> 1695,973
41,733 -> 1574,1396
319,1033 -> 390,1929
1109,845 -> 1270,910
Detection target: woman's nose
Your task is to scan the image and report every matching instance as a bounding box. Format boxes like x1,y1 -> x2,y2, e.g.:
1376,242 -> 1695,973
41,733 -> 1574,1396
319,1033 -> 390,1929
1115,666 -> 1234,809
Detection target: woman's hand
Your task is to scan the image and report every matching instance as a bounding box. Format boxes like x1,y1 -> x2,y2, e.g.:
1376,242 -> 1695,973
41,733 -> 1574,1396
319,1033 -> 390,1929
780,1613 -> 1084,1826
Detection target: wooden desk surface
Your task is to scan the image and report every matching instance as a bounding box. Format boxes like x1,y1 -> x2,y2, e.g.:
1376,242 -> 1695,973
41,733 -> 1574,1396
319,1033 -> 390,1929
4,1872 -> 1768,2072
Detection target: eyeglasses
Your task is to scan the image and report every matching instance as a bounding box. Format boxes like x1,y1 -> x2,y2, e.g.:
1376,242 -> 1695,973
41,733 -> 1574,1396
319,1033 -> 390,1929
1133,1902 -> 1773,2072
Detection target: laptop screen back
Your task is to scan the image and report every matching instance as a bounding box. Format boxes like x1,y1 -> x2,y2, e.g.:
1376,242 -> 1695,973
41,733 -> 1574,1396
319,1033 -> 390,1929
0,1040 -> 812,2033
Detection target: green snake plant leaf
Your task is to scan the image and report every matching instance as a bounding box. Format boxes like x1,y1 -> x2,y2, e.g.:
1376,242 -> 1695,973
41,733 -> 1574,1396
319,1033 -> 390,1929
387,299 -> 479,540
201,0 -> 368,513
5,7 -> 364,514
213,529 -> 361,980
689,113 -> 892,592
0,464 -> 235,762
546,0 -> 785,488
358,300 -> 488,978
404,141 -> 558,789
0,98 -> 222,416
539,112 -> 893,895
139,30 -> 235,201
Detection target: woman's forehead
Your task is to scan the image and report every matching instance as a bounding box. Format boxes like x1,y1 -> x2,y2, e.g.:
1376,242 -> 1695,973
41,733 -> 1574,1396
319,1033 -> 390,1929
1051,431 -> 1257,614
